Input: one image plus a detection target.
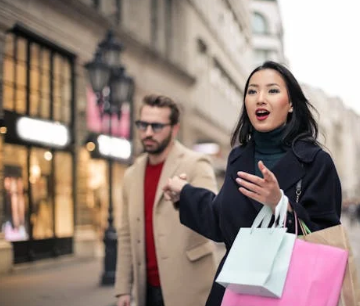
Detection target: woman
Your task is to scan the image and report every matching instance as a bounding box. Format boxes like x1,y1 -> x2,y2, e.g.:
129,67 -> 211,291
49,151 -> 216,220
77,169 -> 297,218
163,61 -> 342,305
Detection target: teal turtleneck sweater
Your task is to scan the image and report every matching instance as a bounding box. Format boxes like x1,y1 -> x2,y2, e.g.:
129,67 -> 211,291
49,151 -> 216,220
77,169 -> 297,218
253,126 -> 287,177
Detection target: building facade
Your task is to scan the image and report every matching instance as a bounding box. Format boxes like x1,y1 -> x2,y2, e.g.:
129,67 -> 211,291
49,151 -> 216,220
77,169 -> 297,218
0,0 -> 252,272
250,0 -> 286,68
302,84 -> 360,202
172,0 -> 253,177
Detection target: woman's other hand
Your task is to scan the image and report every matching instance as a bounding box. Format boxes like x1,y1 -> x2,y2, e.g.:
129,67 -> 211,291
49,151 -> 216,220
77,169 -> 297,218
163,173 -> 188,202
236,161 -> 282,211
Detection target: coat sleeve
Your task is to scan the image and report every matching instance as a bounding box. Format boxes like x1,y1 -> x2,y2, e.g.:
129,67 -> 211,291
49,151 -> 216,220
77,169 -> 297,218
114,169 -> 133,297
178,156 -> 225,243
286,150 -> 342,233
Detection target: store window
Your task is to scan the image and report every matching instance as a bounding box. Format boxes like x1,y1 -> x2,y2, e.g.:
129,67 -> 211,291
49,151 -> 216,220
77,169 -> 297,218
30,148 -> 53,239
2,32 -> 72,124
85,153 -> 125,239
87,158 -> 108,237
1,29 -> 75,262
2,145 -> 29,241
54,152 -> 73,237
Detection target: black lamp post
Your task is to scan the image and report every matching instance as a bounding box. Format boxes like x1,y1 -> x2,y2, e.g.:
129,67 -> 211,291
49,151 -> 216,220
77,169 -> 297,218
85,30 -> 134,286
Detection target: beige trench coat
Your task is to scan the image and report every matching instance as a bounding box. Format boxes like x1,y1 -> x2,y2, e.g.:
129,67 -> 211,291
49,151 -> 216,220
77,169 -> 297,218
115,141 -> 219,306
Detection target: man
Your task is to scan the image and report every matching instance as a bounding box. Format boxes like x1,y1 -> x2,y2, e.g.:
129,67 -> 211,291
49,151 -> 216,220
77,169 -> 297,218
115,95 -> 219,306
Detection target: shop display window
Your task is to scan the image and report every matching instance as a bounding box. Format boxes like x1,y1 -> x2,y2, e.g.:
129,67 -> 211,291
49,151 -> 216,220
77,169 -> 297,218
87,158 -> 108,237
30,148 -> 53,239
2,32 -> 72,124
1,27 -> 75,261
54,152 -> 74,237
1,145 -> 74,241
86,155 -> 124,238
2,145 -> 29,241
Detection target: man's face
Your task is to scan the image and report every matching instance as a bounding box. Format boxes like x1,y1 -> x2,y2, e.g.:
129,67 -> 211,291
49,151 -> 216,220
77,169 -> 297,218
137,106 -> 177,155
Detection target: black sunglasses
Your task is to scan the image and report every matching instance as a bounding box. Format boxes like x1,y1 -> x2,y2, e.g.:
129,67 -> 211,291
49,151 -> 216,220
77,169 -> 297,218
135,120 -> 172,133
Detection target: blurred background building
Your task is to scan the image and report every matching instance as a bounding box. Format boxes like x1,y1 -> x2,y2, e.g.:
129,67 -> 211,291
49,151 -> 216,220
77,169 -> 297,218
250,0 -> 286,68
0,0 -> 359,275
302,85 -> 360,202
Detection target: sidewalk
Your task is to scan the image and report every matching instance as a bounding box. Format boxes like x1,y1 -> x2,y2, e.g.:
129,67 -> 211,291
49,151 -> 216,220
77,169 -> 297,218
0,257 -> 117,306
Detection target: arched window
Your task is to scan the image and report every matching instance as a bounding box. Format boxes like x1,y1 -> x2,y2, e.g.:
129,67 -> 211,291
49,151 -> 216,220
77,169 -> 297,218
252,12 -> 268,34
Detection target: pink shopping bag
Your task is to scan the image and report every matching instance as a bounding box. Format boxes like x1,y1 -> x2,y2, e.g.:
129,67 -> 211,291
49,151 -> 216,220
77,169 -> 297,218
221,238 -> 348,306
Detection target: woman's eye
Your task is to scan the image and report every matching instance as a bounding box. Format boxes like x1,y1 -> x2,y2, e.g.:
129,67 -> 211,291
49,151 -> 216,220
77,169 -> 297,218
247,89 -> 256,95
269,88 -> 280,94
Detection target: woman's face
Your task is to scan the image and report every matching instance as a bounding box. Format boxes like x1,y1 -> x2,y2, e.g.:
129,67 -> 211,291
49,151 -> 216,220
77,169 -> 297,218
245,69 -> 293,133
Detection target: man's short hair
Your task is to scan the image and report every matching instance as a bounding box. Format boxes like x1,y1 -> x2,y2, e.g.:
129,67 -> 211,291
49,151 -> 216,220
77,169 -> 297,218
142,94 -> 180,125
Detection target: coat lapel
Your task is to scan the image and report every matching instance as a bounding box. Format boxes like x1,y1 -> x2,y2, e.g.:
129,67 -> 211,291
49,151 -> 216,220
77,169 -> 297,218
271,148 -> 306,192
131,154 -> 147,229
153,141 -> 183,209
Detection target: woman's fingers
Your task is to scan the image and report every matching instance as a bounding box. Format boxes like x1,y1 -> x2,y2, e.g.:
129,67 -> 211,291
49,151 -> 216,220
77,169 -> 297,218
164,190 -> 179,202
164,192 -> 171,201
239,186 -> 261,203
179,173 -> 187,180
236,177 -> 263,196
258,161 -> 276,182
237,163 -> 281,208
237,171 -> 264,186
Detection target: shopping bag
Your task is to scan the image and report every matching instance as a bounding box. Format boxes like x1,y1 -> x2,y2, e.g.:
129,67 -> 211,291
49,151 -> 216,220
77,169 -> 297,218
220,237 -> 348,306
216,195 -> 296,298
299,222 -> 360,306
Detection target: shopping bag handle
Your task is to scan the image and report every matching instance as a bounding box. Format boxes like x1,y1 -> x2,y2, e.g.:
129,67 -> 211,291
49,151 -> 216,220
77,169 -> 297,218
251,205 -> 273,230
251,190 -> 288,231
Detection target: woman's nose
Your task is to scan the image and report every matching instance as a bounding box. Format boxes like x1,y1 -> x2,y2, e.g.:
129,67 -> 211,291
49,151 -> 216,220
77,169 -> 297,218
256,91 -> 266,105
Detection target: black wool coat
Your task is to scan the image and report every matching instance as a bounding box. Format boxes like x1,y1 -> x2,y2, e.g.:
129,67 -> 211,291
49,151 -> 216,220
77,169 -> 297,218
178,140 -> 342,306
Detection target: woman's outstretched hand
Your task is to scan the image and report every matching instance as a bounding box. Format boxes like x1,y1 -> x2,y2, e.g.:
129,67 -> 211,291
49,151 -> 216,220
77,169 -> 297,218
163,173 -> 188,202
236,161 -> 282,211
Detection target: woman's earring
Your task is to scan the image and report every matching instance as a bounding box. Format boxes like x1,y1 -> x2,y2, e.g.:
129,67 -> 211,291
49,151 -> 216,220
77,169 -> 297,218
289,107 -> 293,113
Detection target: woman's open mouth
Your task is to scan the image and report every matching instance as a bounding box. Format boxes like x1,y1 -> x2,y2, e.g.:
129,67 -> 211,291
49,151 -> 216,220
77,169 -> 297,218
255,109 -> 270,121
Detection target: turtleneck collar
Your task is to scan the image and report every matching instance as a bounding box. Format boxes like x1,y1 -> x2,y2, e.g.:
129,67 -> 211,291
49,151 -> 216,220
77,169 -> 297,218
253,125 -> 286,154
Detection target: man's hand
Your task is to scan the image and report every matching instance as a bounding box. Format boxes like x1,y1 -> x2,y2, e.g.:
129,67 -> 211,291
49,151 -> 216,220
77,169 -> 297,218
117,294 -> 131,306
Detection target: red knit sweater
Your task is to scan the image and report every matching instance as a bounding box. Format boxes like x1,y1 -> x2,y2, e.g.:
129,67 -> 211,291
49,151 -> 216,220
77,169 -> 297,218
144,161 -> 164,286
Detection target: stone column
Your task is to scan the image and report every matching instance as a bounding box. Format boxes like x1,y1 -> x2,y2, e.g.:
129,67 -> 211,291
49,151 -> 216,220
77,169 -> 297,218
0,29 -> 13,274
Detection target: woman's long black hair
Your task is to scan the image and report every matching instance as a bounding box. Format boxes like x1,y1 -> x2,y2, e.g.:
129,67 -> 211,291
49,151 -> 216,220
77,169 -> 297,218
231,61 -> 319,147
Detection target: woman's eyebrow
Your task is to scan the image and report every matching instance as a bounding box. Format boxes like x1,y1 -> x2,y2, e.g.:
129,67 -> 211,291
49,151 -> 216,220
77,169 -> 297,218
248,83 -> 280,87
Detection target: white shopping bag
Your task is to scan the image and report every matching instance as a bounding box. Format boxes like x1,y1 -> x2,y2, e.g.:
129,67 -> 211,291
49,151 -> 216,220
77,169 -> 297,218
216,194 -> 296,298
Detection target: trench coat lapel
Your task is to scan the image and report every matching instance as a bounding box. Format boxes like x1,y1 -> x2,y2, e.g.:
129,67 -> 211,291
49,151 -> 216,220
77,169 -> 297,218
271,148 -> 306,192
132,154 -> 147,230
153,141 -> 183,209
230,141 -> 306,211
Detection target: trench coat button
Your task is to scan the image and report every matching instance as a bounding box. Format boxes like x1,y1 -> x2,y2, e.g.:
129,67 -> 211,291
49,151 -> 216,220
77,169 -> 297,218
137,217 -> 140,222
137,240 -> 141,244
138,262 -> 141,266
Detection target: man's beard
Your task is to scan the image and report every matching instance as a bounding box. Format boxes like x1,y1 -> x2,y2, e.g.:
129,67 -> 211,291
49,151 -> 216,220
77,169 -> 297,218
141,133 -> 172,155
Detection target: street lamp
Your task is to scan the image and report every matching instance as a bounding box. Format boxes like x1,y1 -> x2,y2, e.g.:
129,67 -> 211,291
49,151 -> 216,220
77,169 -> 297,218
85,29 -> 134,286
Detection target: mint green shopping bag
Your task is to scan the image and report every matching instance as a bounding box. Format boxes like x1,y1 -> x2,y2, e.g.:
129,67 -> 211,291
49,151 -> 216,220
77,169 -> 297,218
216,200 -> 296,298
